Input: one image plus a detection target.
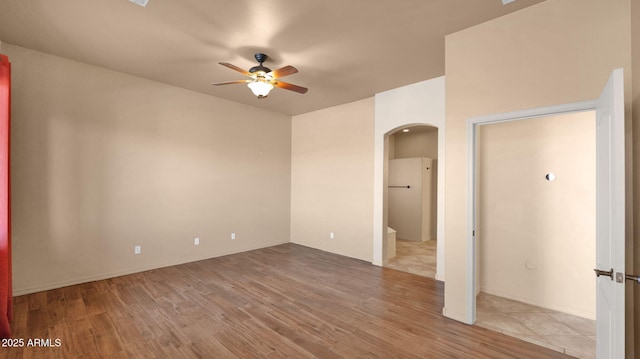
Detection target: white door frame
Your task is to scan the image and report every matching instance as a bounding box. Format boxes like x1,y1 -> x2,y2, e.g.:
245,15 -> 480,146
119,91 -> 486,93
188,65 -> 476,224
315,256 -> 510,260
465,100 -> 597,324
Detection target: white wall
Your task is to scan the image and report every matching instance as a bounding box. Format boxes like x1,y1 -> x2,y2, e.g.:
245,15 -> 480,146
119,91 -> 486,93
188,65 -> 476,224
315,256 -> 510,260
373,76 -> 445,279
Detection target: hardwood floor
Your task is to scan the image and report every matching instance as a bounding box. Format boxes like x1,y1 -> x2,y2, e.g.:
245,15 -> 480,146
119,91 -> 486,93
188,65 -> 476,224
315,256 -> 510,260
5,244 -> 574,358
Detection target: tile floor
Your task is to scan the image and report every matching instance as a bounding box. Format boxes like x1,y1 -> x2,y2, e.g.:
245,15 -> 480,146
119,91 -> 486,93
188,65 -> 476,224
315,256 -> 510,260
384,239 -> 595,359
385,239 -> 437,278
476,292 -> 595,359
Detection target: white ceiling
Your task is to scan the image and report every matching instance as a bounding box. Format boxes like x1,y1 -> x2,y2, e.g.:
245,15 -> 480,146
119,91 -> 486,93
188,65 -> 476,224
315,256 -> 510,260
0,0 -> 545,115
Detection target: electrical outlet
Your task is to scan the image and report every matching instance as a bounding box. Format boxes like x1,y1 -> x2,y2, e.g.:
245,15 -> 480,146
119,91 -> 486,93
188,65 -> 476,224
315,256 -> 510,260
194,237 -> 200,246
330,232 -> 334,239
134,245 -> 141,254
231,232 -> 236,240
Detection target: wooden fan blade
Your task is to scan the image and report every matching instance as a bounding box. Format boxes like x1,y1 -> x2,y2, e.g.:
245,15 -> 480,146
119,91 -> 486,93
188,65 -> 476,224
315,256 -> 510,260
273,80 -> 308,94
269,65 -> 298,79
211,80 -> 250,86
219,62 -> 251,76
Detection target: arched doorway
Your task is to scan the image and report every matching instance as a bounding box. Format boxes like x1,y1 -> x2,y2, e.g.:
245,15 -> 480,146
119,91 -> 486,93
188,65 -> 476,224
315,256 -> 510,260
384,125 -> 439,278
372,76 -> 446,281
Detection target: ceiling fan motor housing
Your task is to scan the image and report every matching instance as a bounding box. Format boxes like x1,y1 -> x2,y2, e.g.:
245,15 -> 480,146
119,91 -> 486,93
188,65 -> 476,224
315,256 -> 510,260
254,53 -> 267,63
249,65 -> 271,73
250,53 -> 271,73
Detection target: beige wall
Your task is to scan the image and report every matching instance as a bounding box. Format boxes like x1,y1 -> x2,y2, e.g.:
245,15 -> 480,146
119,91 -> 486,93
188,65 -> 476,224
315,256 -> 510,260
444,0 -> 631,330
478,112 -> 596,319
4,0 -> 639,353
6,44 -> 292,295
392,128 -> 438,159
290,98 -> 374,261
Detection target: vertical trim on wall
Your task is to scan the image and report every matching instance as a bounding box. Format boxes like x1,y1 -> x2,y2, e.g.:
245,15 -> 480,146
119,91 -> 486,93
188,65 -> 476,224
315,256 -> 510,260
631,2 -> 640,356
465,119 -> 477,324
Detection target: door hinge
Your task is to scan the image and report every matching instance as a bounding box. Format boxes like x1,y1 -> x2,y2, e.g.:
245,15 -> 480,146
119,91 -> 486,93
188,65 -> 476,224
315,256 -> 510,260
625,273 -> 640,284
595,269 -> 640,284
594,268 -> 613,280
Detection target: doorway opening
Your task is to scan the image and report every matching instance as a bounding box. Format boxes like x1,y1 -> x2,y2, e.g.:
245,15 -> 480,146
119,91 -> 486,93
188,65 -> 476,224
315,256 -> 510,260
473,111 -> 596,358
383,125 -> 439,279
464,69 -> 626,358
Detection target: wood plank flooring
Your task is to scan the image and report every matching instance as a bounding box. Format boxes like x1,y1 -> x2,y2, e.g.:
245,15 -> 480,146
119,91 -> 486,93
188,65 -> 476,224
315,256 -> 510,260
5,244 -> 575,358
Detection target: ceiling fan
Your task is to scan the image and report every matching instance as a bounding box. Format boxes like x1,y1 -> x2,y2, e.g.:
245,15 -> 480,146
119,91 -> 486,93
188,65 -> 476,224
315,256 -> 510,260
212,53 -> 308,99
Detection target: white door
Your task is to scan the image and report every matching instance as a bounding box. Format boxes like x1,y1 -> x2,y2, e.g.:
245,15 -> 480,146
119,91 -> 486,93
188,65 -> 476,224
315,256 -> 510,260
594,68 -> 625,358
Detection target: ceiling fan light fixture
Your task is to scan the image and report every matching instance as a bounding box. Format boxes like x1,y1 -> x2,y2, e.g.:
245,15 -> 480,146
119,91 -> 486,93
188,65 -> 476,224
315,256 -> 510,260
213,52 -> 307,97
247,81 -> 274,98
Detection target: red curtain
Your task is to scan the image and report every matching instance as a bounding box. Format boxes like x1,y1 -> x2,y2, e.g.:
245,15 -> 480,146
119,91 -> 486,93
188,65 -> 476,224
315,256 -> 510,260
0,54 -> 12,339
